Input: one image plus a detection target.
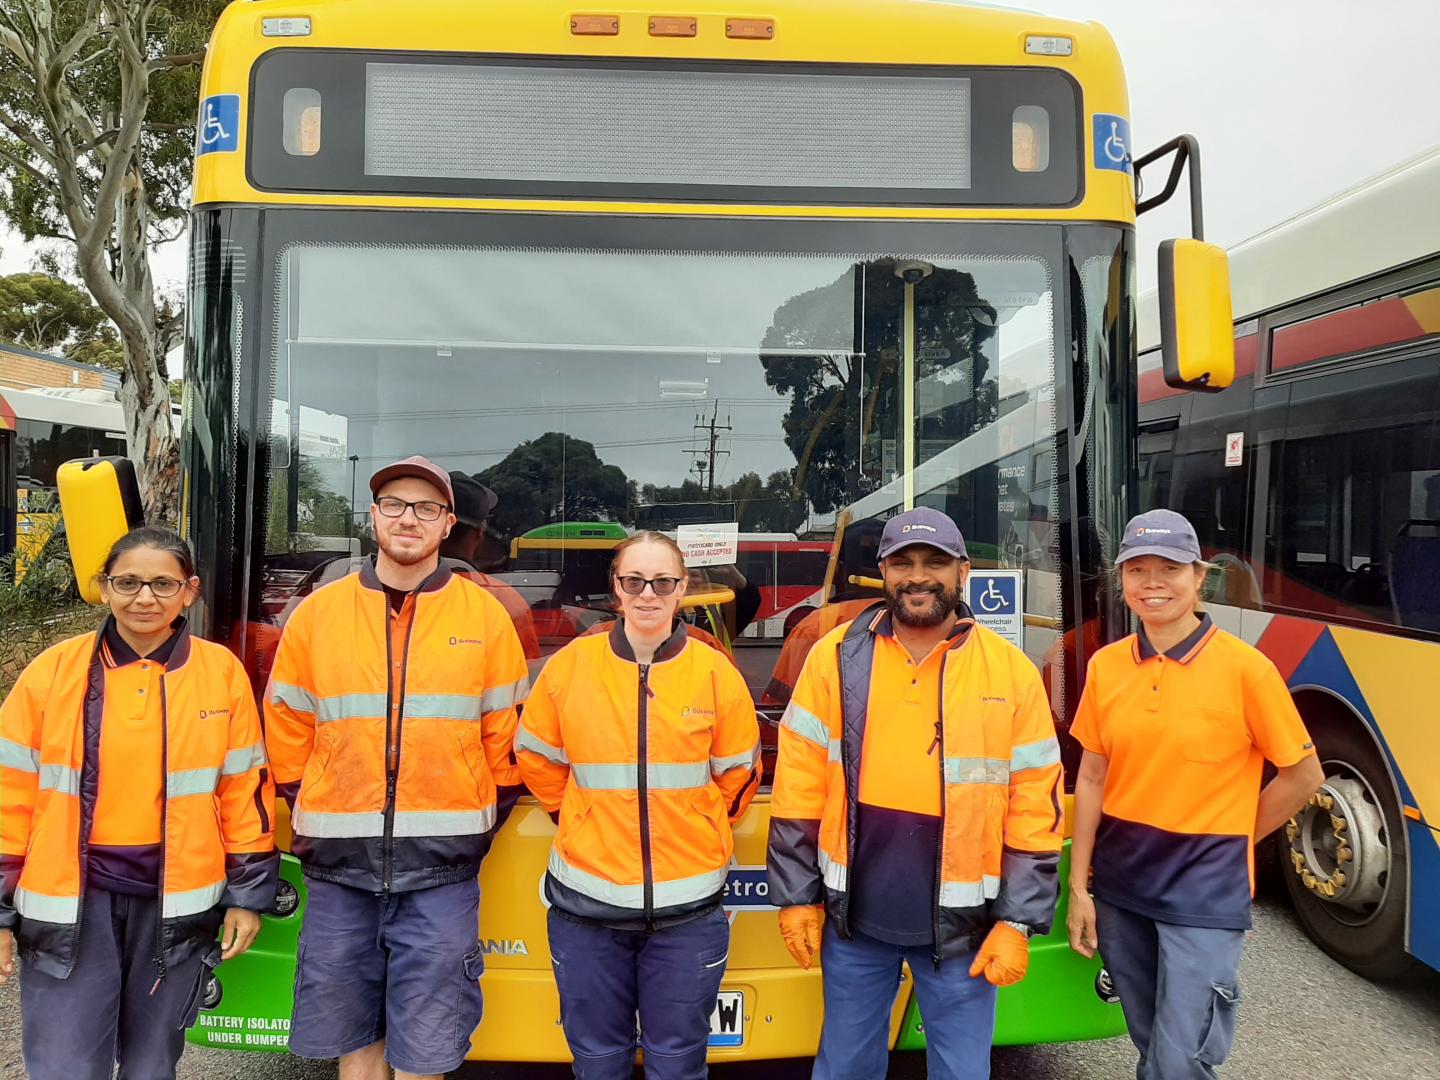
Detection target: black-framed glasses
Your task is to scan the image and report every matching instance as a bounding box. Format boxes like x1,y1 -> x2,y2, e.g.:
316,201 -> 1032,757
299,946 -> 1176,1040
615,575 -> 682,597
105,575 -> 185,598
375,496 -> 449,522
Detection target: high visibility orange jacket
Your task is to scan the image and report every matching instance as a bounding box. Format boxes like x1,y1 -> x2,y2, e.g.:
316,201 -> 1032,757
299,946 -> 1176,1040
516,620 -> 762,927
0,620 -> 277,979
265,560 -> 528,892
767,604 -> 1063,962
762,599 -> 878,706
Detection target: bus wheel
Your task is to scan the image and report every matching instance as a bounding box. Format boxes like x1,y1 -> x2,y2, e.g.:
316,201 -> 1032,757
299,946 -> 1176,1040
1276,722 -> 1415,979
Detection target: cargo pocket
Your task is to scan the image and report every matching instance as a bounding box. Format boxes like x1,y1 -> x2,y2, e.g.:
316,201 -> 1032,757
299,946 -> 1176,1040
454,942 -> 486,1047
178,945 -> 224,1030
1195,982 -> 1242,1067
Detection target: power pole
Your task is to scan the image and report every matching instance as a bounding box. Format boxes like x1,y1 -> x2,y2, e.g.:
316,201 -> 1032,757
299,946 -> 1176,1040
684,400 -> 731,499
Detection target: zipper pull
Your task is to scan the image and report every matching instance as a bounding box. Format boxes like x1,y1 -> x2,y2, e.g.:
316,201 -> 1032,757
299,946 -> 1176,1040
150,975 -> 163,995
640,664 -> 654,698
927,720 -> 942,756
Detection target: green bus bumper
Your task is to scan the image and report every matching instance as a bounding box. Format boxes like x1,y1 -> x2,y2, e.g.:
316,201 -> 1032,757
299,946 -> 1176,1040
895,848 -> 1127,1050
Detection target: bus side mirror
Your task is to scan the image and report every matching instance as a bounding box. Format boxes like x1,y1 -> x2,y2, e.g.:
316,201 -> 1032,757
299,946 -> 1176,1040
1158,238 -> 1234,392
57,456 -> 144,604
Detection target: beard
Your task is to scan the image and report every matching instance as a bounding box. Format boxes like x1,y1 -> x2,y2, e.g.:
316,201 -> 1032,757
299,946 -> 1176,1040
884,581 -> 964,628
379,535 -> 441,567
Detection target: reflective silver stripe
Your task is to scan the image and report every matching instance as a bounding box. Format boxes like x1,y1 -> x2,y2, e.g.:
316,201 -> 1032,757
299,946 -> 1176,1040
314,693 -> 389,724
163,881 -> 226,918
780,702 -> 829,748
38,764 -> 80,796
0,737 -> 39,773
515,724 -> 569,765
14,887 -> 79,923
547,849 -> 727,909
571,762 -> 710,791
944,758 -> 1010,785
291,809 -> 385,838
222,741 -> 268,776
167,767 -> 220,798
1010,738 -> 1062,772
392,807 -> 497,836
403,692 -> 485,721
828,738 -> 842,764
817,849 -> 848,892
269,681 -> 318,715
481,677 -> 530,715
709,745 -> 759,776
292,807 -> 497,838
939,875 -> 1003,908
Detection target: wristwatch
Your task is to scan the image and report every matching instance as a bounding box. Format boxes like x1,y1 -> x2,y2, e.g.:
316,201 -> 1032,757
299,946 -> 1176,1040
1000,919 -> 1034,939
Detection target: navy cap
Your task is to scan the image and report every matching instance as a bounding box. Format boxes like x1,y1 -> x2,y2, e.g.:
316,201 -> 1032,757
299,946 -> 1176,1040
1116,509 -> 1201,565
877,507 -> 969,561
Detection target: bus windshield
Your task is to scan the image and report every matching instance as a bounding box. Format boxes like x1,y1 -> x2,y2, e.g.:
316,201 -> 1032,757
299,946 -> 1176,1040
253,214 -> 1068,686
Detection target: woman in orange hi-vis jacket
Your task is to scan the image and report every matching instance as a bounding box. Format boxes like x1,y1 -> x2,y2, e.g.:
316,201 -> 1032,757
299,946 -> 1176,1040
516,531 -> 762,1080
0,527 -> 277,1080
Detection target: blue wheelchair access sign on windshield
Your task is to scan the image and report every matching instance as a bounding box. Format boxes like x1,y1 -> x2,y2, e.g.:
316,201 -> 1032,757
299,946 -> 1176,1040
966,571 -> 1023,647
197,95 -> 240,155
1093,113 -> 1132,173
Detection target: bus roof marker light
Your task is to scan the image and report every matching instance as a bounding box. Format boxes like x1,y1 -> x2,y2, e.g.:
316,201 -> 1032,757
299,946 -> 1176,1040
261,17 -> 312,37
571,14 -> 620,35
650,15 -> 698,37
727,18 -> 775,39
1024,35 -> 1072,57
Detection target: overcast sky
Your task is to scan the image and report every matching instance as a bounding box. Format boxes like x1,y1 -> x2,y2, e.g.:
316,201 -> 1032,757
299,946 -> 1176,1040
2,0 -> 1438,300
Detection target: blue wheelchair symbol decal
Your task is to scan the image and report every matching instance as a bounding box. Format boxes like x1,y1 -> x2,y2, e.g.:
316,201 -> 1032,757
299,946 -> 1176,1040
974,575 -> 1017,616
1093,113 -> 1131,173
197,95 -> 239,155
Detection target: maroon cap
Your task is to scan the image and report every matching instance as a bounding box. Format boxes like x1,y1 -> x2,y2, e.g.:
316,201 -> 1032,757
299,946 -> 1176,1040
369,455 -> 454,508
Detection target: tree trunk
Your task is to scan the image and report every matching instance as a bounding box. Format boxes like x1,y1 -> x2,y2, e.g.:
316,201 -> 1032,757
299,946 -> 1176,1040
116,326 -> 179,527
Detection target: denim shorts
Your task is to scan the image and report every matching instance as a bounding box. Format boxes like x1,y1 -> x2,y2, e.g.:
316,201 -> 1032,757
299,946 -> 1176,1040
288,876 -> 485,1074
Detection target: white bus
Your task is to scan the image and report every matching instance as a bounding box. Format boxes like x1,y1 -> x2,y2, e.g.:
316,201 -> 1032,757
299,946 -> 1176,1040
1137,146 -> 1440,979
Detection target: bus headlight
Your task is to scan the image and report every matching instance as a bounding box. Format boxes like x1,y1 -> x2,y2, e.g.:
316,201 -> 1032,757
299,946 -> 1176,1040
271,880 -> 300,918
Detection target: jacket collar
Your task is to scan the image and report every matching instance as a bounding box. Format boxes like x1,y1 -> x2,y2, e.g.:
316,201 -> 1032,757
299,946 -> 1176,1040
357,554 -> 453,595
607,618 -> 690,665
866,599 -> 977,648
1133,612 -> 1216,664
96,614 -> 192,672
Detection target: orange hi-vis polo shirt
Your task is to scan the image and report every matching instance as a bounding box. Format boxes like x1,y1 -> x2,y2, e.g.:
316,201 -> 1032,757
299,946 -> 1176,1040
848,623 -> 957,944
1071,614 -> 1315,929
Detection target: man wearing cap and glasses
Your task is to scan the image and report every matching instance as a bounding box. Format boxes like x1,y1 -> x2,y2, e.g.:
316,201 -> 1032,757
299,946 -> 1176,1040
768,506 -> 1064,1080
265,456 -> 529,1080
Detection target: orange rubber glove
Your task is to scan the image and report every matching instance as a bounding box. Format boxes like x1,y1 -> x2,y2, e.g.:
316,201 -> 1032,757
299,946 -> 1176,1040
778,905 -> 825,970
969,923 -> 1030,987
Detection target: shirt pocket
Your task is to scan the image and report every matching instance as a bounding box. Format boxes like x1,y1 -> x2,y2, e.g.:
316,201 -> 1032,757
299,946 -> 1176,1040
1177,705 -> 1250,764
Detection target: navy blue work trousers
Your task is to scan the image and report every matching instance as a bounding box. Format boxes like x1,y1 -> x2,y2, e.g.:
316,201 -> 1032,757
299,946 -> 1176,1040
1096,898 -> 1246,1080
20,886 -> 216,1080
548,906 -> 730,1080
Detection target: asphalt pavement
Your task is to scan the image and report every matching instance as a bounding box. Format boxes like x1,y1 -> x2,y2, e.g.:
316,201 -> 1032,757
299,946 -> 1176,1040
3,897 -> 1438,1079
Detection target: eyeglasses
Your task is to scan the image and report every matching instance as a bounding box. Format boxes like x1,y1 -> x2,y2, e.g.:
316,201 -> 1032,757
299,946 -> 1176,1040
615,575 -> 682,597
375,496 -> 449,522
105,575 -> 185,598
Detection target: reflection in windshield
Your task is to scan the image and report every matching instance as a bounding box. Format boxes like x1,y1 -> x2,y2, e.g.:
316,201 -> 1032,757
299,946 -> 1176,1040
260,241 -> 1062,725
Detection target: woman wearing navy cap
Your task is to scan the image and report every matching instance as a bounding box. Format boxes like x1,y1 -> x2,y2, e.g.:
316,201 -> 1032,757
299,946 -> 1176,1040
1066,509 -> 1323,1079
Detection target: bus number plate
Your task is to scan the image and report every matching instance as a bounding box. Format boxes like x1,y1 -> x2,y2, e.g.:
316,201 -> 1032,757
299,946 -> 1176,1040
708,991 -> 744,1048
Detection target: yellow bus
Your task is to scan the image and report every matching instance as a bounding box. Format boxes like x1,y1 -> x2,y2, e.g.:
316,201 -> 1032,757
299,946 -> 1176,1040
173,0 -> 1230,1062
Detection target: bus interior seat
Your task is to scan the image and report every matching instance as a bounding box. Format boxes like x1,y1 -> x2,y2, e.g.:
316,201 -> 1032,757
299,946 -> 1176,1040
1390,520 -> 1440,632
